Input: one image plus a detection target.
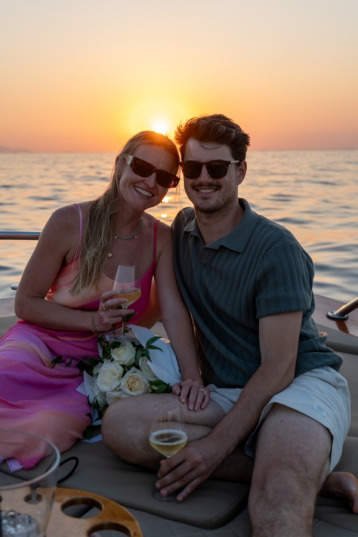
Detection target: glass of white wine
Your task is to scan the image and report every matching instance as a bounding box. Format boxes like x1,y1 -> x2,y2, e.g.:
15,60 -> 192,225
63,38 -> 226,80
113,265 -> 141,338
0,429 -> 60,537
149,402 -> 188,501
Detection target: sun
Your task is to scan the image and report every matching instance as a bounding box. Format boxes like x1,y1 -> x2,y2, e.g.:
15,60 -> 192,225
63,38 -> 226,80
151,119 -> 169,135
122,96 -> 193,141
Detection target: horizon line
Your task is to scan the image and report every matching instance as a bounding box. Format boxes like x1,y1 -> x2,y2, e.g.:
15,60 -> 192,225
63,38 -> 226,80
1,146 -> 357,154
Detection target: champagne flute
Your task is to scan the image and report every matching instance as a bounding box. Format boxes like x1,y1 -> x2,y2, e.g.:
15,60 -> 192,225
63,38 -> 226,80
149,402 -> 188,501
113,265 -> 141,338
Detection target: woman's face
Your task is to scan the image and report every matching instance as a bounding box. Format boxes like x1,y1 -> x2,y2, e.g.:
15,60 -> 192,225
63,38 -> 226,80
118,144 -> 178,211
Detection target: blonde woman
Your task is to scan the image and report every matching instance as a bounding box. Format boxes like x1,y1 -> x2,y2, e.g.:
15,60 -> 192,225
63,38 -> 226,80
0,131 -> 208,467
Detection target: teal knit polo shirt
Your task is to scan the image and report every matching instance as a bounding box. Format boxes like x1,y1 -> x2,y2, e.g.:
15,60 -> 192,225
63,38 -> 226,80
172,199 -> 342,388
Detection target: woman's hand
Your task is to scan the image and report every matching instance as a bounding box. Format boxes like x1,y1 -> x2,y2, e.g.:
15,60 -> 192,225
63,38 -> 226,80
92,290 -> 134,333
172,380 -> 210,411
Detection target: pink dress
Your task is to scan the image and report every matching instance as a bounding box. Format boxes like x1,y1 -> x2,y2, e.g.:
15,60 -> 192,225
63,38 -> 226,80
0,205 -> 157,468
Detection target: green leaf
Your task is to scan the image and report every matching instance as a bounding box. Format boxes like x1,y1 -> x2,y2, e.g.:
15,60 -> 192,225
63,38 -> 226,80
145,336 -> 162,352
76,356 -> 100,375
134,348 -> 143,367
146,335 -> 160,346
50,355 -> 74,368
50,356 -> 66,368
150,379 -> 172,394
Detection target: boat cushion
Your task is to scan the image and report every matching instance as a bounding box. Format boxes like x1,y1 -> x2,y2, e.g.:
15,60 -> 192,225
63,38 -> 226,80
316,323 -> 358,356
60,440 -> 249,529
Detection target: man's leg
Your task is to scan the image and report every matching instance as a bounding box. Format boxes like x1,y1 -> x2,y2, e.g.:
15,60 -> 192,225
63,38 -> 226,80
248,404 -> 331,537
102,393 -> 226,469
320,471 -> 358,512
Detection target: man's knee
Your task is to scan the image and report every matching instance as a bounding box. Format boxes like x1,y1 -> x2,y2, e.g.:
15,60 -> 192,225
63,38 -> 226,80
252,463 -> 310,501
249,463 -> 317,525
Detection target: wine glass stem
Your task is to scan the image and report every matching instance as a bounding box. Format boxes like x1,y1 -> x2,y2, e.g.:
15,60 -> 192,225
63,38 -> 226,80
122,301 -> 128,335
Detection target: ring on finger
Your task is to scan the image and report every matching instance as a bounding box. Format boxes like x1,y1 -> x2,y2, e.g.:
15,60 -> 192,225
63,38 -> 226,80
198,388 -> 207,395
102,304 -> 107,311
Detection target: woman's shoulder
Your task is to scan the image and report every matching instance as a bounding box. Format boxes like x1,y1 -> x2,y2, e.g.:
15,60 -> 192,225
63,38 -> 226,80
154,216 -> 172,239
143,214 -> 172,255
48,202 -> 92,228
143,213 -> 171,234
40,204 -> 91,255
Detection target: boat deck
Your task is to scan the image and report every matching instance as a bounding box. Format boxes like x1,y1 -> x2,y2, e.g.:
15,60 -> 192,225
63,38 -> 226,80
1,296 -> 358,536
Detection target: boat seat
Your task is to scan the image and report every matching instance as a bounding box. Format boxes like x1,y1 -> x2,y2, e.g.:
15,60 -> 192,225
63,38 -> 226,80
57,347 -> 358,536
316,323 -> 358,355
1,306 -> 358,535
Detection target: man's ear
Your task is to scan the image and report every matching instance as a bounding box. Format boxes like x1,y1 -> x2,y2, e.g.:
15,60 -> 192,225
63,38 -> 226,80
237,160 -> 247,186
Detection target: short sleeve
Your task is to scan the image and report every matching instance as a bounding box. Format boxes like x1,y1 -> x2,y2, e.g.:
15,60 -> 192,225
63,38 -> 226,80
255,242 -> 314,319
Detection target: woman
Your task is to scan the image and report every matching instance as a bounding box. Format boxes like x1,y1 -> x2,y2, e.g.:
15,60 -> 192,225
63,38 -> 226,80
0,131 -> 208,467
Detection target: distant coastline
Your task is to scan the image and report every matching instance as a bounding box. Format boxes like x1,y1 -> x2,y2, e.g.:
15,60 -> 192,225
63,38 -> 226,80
0,146 -> 30,153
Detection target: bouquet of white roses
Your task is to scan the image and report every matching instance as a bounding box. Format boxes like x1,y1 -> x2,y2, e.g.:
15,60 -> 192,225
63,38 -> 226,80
79,332 -> 172,418
53,325 -> 181,424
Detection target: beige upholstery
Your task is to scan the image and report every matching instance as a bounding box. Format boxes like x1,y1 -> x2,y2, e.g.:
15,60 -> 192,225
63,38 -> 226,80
60,441 -> 249,529
1,313 -> 358,535
59,345 -> 358,536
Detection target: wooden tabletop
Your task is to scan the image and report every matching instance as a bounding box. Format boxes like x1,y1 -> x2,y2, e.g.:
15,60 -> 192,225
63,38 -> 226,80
47,488 -> 143,537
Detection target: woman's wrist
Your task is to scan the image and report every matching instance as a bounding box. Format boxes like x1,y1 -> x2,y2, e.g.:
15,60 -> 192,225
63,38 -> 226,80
91,311 -> 101,334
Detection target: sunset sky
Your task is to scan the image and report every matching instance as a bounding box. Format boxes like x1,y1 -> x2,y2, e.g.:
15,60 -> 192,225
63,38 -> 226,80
1,0 -> 357,152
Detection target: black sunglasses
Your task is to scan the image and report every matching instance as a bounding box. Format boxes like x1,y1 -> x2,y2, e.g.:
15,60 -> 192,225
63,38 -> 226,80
124,155 -> 179,189
179,160 -> 241,180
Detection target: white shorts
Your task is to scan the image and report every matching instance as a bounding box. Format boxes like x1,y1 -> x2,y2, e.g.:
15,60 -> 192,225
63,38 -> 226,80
209,366 -> 351,472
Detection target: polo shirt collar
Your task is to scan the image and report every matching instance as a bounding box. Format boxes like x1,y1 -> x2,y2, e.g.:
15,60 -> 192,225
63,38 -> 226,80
183,199 -> 259,253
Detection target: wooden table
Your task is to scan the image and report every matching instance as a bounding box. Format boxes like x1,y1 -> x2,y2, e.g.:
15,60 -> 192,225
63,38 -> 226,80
47,488 -> 143,537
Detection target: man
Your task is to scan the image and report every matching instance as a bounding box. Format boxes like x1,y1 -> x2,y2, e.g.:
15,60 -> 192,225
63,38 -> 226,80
103,114 -> 358,536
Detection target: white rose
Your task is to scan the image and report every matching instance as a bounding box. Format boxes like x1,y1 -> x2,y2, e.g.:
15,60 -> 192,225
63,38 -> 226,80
106,389 -> 124,405
91,379 -> 107,408
92,362 -> 102,378
119,368 -> 150,397
95,360 -> 124,392
139,356 -> 158,381
111,341 -> 136,366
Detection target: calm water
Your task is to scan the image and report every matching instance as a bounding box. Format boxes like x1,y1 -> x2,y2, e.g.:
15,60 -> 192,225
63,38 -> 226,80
0,150 -> 357,302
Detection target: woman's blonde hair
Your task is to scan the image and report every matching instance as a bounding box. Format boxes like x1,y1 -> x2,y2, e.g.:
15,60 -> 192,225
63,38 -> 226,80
71,131 -> 179,294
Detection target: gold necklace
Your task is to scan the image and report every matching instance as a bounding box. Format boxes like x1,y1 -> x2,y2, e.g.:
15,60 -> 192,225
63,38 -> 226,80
107,218 -> 144,258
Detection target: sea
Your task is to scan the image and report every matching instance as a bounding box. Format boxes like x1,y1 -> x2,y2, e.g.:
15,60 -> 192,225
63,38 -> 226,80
0,150 -> 357,303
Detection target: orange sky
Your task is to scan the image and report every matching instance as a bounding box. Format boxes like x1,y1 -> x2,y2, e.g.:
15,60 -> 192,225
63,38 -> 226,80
1,0 -> 357,152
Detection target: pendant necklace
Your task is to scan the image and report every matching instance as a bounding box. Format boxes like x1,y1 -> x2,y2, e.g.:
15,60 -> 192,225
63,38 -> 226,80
107,218 -> 144,258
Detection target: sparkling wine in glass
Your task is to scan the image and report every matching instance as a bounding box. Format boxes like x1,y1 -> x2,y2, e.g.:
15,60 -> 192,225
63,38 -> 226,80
149,402 -> 187,501
113,265 -> 141,337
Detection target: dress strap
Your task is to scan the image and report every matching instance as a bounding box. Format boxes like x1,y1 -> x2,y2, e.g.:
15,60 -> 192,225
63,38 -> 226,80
73,203 -> 83,261
153,219 -> 158,261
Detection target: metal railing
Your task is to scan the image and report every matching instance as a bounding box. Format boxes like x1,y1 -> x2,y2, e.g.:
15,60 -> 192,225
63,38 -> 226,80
327,297 -> 358,321
0,232 -> 40,290
1,231 -> 357,320
0,232 -> 40,240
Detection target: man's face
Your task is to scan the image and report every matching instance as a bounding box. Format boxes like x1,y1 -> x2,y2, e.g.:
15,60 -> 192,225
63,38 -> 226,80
182,138 -> 246,215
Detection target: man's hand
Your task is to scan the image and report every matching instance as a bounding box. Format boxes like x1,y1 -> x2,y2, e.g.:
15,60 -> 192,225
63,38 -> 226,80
155,435 -> 225,501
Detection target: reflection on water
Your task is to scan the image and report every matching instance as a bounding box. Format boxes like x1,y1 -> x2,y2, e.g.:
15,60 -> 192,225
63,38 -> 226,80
0,150 -> 357,302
